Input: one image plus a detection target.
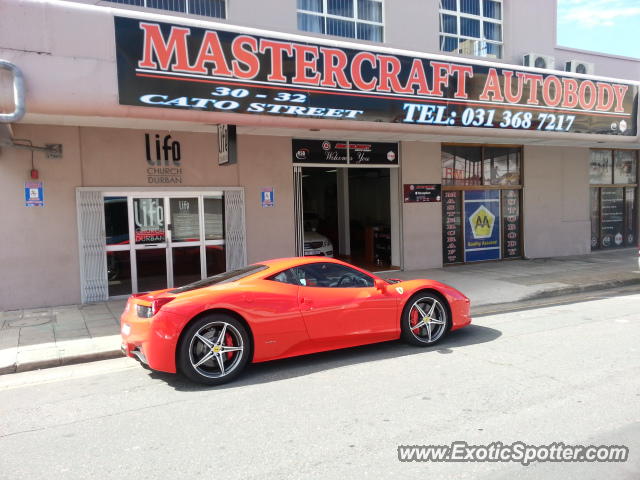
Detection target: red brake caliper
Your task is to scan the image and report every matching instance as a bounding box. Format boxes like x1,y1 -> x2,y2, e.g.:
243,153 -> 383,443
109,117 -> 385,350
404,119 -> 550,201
410,308 -> 419,329
225,333 -> 234,360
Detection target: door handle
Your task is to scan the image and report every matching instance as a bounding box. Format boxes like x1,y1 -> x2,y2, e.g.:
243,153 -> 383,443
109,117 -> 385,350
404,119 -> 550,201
299,297 -> 313,309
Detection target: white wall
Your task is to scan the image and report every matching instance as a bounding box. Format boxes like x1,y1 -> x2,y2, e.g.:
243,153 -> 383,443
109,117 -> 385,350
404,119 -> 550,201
400,141 -> 443,270
523,146 -> 591,258
0,125 -> 83,310
237,135 -> 296,264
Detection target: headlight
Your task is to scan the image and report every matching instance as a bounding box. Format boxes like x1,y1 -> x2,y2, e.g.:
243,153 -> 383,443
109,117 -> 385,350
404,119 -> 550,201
322,240 -> 331,247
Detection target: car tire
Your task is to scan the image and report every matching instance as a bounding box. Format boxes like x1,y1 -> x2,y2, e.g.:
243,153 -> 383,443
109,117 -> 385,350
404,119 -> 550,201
400,291 -> 451,347
177,314 -> 251,385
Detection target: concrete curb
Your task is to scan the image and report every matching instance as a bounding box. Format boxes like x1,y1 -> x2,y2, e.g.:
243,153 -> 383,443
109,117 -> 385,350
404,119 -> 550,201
0,335 -> 125,375
1,349 -> 125,375
473,277 -> 640,316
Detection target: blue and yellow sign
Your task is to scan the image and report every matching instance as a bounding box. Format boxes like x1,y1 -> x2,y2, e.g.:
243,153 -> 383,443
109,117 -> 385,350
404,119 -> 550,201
464,190 -> 500,262
24,182 -> 44,207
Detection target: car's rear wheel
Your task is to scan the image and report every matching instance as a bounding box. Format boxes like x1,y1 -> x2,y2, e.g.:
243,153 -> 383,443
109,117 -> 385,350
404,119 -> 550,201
177,314 -> 251,385
401,292 -> 450,346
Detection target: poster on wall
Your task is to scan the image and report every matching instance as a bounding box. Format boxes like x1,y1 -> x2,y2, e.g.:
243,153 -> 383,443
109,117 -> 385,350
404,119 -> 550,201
261,188 -> 275,208
114,16 -> 638,136
442,191 -> 463,264
24,182 -> 44,207
171,198 -> 200,241
404,184 -> 441,203
463,190 -> 501,262
501,189 -> 521,258
133,198 -> 166,244
600,187 -> 625,248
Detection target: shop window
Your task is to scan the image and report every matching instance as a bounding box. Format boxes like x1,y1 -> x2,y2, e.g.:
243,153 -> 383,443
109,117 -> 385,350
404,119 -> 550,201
442,145 -> 522,264
297,0 -> 384,42
104,0 -> 226,19
442,145 -> 482,186
439,0 -> 503,58
590,150 -> 638,250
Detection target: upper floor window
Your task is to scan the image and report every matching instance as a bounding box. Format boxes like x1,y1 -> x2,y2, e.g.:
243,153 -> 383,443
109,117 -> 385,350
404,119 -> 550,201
297,0 -> 384,42
439,0 -> 502,58
104,0 -> 226,19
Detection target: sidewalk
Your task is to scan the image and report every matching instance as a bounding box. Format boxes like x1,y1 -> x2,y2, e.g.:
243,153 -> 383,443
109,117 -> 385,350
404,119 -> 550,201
1,249 -> 638,374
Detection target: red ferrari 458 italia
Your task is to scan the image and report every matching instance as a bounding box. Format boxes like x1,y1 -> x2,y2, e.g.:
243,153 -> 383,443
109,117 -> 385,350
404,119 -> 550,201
121,257 -> 471,384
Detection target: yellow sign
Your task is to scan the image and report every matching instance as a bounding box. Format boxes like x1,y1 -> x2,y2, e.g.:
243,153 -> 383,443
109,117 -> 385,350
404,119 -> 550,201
469,205 -> 496,239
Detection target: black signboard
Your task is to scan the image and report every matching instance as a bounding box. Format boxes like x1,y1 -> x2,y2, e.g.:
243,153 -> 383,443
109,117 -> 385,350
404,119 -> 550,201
114,17 -> 638,136
442,191 -> 463,264
404,184 -> 441,202
600,187 -> 625,248
502,189 -> 521,258
292,139 -> 398,165
625,188 -> 636,246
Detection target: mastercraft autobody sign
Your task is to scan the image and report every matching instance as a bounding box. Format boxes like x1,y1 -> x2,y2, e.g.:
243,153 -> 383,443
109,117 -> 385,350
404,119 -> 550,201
114,17 -> 638,136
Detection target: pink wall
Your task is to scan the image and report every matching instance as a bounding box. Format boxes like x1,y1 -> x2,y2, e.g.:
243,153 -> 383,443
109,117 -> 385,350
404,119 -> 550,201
0,125 -> 83,309
0,125 -> 295,309
237,135 -> 296,263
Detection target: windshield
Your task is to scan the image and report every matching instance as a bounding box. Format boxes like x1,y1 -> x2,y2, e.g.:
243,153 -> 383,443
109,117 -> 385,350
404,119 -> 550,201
170,264 -> 268,294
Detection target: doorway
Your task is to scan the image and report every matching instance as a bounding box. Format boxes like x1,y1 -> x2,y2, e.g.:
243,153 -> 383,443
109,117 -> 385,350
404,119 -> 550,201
300,167 -> 398,271
103,193 -> 226,296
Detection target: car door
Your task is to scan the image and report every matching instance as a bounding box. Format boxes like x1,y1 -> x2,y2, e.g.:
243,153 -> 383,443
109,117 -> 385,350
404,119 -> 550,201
294,263 -> 398,348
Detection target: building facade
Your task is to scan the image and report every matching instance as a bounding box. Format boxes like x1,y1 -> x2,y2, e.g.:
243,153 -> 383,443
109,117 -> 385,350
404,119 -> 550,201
0,0 -> 638,309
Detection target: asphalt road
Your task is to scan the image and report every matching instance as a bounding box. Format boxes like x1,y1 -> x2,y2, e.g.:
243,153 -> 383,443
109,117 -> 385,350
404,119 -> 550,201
1,289 -> 639,479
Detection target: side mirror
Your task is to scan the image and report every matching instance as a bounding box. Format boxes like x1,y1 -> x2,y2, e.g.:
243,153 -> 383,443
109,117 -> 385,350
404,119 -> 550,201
374,278 -> 387,292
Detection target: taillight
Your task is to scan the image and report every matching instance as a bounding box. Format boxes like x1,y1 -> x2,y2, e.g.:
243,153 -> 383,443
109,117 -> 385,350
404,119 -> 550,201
136,297 -> 175,318
151,297 -> 175,316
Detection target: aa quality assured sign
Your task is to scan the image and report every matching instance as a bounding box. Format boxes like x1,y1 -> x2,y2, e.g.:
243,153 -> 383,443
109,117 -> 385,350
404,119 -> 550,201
114,17 -> 638,136
464,190 -> 501,262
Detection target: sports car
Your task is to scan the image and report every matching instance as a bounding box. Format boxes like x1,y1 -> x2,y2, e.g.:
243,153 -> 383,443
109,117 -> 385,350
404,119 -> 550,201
120,257 -> 471,384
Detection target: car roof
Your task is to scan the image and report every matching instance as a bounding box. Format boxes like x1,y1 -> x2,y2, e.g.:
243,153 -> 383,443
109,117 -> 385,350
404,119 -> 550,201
257,256 -> 349,270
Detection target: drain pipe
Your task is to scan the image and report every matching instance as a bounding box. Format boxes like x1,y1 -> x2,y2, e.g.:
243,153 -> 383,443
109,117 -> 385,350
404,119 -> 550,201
0,59 -> 25,124
0,60 -> 62,158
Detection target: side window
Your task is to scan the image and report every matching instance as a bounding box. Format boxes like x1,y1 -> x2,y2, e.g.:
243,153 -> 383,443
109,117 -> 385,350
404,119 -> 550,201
269,269 -> 299,285
295,263 -> 374,288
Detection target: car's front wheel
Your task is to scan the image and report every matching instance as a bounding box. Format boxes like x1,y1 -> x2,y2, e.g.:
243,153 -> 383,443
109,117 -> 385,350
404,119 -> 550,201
177,314 -> 251,385
401,292 -> 450,346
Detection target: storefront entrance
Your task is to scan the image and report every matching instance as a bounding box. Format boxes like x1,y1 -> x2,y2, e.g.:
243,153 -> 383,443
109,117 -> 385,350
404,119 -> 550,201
299,167 -> 397,271
77,188 -> 246,303
589,149 -> 637,250
103,193 -> 226,296
292,140 -> 400,272
441,145 -> 523,264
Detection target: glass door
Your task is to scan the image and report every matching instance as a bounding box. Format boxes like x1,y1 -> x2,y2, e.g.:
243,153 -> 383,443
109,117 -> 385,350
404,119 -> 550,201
168,197 -> 203,287
103,192 -> 227,297
132,197 -> 168,292
203,196 -> 226,277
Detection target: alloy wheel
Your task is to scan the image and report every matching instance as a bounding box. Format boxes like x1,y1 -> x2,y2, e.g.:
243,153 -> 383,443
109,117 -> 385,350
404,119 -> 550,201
188,321 -> 245,379
408,296 -> 448,344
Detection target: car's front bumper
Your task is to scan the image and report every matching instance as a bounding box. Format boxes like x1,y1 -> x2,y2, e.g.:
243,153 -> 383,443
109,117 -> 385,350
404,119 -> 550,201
303,246 -> 333,257
450,295 -> 472,331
